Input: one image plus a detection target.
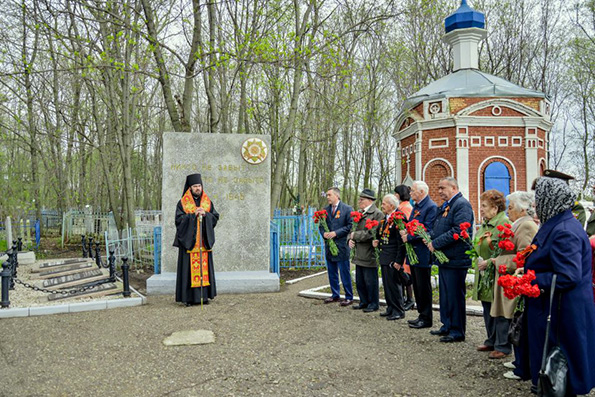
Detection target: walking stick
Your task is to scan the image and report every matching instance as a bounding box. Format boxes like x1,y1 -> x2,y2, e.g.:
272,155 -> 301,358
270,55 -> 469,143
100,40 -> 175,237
198,214 -> 203,310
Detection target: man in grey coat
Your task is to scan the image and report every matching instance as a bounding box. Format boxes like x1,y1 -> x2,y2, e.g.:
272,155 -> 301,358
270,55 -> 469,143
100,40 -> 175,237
349,188 -> 384,312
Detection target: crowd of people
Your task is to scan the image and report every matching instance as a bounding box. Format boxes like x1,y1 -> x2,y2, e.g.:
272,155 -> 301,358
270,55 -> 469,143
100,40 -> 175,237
320,174 -> 595,396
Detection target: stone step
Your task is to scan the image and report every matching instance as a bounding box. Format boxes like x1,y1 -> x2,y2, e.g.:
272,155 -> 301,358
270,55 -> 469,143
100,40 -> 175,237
47,282 -> 121,301
34,263 -> 97,279
42,269 -> 109,290
33,258 -> 95,273
0,251 -> 36,265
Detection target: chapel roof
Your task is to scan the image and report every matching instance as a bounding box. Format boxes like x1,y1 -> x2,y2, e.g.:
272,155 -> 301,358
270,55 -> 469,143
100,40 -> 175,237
402,69 -> 546,111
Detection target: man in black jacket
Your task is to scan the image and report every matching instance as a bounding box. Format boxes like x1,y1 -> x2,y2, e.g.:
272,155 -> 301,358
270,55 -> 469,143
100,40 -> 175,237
402,181 -> 438,329
373,194 -> 406,320
427,177 -> 474,343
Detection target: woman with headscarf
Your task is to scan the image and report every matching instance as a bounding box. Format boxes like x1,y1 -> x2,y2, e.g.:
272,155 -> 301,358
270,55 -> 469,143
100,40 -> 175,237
523,177 -> 595,395
472,189 -> 511,358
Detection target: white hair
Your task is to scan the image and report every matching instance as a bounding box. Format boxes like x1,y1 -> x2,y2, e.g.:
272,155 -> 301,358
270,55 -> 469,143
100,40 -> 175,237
412,180 -> 429,195
507,191 -> 535,216
383,194 -> 399,208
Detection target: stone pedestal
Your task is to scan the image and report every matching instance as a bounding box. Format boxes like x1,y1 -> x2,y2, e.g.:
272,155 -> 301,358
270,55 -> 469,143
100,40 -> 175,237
147,271 -> 280,295
147,132 -> 278,295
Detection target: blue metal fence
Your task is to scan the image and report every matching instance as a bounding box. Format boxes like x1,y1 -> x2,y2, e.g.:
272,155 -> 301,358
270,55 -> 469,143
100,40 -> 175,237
154,226 -> 162,274
270,221 -> 280,275
272,207 -> 327,269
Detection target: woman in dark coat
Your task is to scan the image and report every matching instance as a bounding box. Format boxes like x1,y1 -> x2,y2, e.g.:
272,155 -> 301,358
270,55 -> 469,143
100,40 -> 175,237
523,177 -> 595,395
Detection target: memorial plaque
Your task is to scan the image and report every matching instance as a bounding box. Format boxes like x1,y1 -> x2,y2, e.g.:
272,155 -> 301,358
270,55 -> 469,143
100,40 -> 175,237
34,258 -> 95,273
47,283 -> 119,301
35,263 -> 95,279
42,269 -> 108,289
149,133 -> 278,294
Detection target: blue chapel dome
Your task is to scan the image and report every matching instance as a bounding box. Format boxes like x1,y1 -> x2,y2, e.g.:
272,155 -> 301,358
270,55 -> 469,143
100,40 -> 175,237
444,0 -> 485,33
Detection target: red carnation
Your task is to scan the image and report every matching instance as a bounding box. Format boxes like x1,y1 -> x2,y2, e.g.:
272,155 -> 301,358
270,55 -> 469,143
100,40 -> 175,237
498,265 -> 508,275
350,211 -> 363,223
461,230 -> 469,239
365,219 -> 379,230
453,233 -> 460,240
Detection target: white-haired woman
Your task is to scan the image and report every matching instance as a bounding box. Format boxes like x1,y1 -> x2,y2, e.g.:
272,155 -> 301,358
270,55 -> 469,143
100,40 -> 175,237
491,192 -> 538,378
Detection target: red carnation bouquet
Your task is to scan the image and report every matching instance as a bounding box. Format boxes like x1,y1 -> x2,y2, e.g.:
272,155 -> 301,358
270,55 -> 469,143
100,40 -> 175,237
366,219 -> 381,266
389,211 -> 419,265
454,222 -> 479,260
477,223 -> 515,296
405,219 -> 449,264
498,268 -> 541,311
314,210 -> 339,256
349,211 -> 363,260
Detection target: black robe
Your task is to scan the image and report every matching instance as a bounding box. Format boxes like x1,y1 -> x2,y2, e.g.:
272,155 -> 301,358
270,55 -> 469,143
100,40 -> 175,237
173,196 -> 219,304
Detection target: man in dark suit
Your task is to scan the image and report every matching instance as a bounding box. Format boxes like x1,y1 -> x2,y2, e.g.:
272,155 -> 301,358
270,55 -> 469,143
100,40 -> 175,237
401,180 -> 438,329
320,187 -> 355,306
427,177 -> 474,343
349,188 -> 384,312
373,194 -> 406,320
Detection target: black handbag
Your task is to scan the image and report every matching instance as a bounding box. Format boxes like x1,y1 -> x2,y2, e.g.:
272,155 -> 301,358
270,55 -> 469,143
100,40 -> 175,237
537,275 -> 568,397
507,307 -> 523,347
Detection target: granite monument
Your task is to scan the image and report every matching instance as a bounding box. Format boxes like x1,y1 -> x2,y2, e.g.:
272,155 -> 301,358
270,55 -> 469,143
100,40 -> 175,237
147,133 -> 279,294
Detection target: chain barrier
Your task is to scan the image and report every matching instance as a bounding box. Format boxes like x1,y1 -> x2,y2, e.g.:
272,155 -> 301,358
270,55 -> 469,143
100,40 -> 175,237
12,276 -> 115,295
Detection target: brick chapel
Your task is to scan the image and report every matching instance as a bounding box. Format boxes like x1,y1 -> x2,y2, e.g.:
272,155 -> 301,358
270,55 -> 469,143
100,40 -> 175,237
394,0 -> 551,216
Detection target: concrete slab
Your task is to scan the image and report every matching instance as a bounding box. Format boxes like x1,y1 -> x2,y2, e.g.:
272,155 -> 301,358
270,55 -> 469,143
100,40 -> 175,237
163,330 -> 215,346
0,307 -> 29,318
30,304 -> 69,316
69,301 -> 107,313
107,297 -> 144,309
298,285 -> 484,316
147,271 -> 280,295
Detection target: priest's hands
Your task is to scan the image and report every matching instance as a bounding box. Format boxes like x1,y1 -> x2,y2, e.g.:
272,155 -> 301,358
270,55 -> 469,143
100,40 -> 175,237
195,207 -> 206,217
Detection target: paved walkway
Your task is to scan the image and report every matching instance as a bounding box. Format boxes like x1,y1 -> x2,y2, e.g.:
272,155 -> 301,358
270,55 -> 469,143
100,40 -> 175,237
0,273 -> 584,396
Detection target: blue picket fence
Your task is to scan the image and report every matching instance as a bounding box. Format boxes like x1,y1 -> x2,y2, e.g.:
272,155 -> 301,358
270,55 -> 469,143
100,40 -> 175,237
271,207 -> 327,269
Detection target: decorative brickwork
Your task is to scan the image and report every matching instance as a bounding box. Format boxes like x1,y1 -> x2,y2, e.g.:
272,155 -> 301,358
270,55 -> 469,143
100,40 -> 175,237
468,106 -> 527,117
424,159 -> 452,205
449,97 -> 541,115
397,96 -> 549,215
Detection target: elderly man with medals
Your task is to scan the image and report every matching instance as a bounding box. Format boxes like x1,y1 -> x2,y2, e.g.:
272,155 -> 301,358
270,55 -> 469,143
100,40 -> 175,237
174,173 -> 220,306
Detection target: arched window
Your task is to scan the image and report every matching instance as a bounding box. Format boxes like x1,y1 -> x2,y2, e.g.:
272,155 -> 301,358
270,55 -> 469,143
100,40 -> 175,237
484,161 -> 511,196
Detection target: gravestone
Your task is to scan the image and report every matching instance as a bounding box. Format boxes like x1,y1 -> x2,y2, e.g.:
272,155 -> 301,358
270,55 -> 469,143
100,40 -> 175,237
35,263 -> 95,279
47,283 -> 119,301
147,133 -> 279,294
42,269 -> 107,289
33,258 -> 95,273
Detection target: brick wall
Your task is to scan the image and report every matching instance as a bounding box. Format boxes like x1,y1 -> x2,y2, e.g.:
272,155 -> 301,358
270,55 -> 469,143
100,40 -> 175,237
469,106 -> 527,117
401,134 -> 418,180
449,97 -> 542,114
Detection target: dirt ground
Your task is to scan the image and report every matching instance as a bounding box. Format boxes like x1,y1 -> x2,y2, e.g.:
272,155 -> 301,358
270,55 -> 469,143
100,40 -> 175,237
5,272 -> 591,397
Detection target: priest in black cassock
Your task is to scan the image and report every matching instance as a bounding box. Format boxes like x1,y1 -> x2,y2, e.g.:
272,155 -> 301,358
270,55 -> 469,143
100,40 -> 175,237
174,173 -> 219,306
